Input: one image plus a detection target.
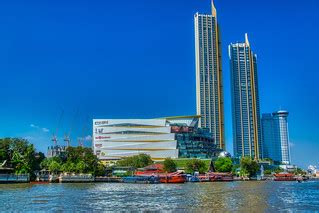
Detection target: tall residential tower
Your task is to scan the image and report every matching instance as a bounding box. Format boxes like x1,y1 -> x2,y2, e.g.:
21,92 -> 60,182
195,0 -> 225,150
262,111 -> 291,165
229,34 -> 262,159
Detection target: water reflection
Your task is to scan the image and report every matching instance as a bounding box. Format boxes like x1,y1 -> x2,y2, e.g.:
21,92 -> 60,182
0,181 -> 318,212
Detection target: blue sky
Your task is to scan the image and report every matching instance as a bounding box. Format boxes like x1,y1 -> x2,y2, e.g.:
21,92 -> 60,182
0,0 -> 318,168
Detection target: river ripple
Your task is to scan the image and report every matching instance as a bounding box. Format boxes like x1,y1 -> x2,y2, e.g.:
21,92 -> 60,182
1,181 -> 319,212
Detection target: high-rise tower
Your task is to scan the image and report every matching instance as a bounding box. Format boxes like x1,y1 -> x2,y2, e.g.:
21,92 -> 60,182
195,0 -> 225,150
229,34 -> 262,159
262,111 -> 291,165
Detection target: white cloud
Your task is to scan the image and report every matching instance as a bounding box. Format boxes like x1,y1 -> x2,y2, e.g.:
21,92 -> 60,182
289,142 -> 296,147
30,124 -> 50,133
30,124 -> 40,129
78,135 -> 92,141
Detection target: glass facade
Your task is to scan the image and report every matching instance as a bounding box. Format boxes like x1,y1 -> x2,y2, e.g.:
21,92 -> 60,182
262,111 -> 291,165
194,1 -> 225,150
229,34 -> 262,160
175,127 -> 221,159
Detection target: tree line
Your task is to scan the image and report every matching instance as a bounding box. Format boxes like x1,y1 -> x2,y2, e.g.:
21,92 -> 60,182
0,138 -> 105,177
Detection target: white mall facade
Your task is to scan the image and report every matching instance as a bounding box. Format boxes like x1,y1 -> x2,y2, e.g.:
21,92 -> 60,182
93,116 -> 199,161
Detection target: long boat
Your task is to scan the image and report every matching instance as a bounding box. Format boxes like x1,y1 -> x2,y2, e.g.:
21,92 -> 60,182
122,176 -> 160,184
273,173 -> 296,181
207,172 -> 234,182
158,173 -> 186,184
135,164 -> 186,184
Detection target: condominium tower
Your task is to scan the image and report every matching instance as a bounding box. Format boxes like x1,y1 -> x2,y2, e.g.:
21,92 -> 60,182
229,34 -> 262,159
262,111 -> 291,165
194,0 -> 225,150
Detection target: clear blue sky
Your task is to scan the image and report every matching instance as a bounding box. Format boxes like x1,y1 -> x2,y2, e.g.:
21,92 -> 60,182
0,0 -> 318,168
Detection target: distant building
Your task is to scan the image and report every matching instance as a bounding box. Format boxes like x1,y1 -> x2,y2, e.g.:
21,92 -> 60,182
93,116 -> 221,161
229,34 -> 262,160
262,111 -> 291,165
194,0 -> 225,150
47,145 -> 67,158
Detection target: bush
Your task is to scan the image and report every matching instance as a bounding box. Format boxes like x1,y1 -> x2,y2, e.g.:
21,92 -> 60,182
264,169 -> 272,175
214,157 -> 233,173
163,158 -> 177,173
116,154 -> 153,168
240,157 -> 259,177
274,167 -> 284,174
185,159 -> 208,174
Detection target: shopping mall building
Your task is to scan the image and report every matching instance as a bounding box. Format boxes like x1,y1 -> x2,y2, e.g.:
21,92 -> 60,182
93,116 -> 222,161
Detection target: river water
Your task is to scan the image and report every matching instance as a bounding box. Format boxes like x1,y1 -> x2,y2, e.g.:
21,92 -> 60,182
1,181 -> 319,212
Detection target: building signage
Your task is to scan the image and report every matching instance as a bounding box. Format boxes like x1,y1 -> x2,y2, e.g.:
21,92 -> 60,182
95,136 -> 111,140
94,121 -> 109,126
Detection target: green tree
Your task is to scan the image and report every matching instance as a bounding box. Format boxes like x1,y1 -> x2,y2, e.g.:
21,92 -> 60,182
231,164 -> 240,176
294,168 -> 306,175
94,163 -> 106,176
214,157 -> 233,173
49,161 -> 61,173
163,158 -> 177,173
75,161 -> 86,173
185,159 -> 208,174
240,157 -> 259,178
64,146 -> 99,174
274,167 -> 284,174
0,138 -> 43,177
264,169 -> 272,175
0,138 -> 10,161
116,154 -> 153,168
61,162 -> 76,173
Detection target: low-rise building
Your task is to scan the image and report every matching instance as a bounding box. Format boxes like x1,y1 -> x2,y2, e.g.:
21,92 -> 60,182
93,116 -> 221,161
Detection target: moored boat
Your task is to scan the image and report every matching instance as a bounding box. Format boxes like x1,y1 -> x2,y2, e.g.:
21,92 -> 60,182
122,176 -> 160,184
208,172 -> 234,182
159,173 -> 186,184
273,173 -> 296,181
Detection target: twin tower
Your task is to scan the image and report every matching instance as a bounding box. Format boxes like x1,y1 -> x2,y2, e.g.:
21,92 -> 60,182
195,1 -> 262,159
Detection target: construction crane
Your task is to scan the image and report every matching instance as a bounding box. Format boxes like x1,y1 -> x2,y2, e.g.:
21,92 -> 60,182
52,109 -> 64,146
78,115 -> 90,147
64,109 -> 79,147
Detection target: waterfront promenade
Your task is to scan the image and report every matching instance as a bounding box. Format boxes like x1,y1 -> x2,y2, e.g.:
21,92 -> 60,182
1,181 -> 319,212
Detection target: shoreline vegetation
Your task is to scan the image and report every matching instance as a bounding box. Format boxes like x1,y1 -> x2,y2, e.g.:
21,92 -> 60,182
0,138 -> 105,180
0,138 -> 309,184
